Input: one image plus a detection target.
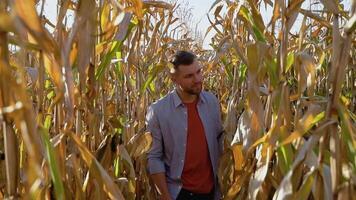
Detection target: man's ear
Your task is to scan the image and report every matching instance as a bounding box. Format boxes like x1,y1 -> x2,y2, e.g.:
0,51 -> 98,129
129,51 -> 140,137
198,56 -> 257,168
169,68 -> 177,83
170,73 -> 176,83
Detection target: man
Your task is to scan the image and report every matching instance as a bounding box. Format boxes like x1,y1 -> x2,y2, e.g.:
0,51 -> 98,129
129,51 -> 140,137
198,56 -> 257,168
146,51 -> 223,200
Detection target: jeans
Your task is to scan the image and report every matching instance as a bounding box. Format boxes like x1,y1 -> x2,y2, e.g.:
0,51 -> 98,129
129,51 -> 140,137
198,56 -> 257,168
176,188 -> 214,200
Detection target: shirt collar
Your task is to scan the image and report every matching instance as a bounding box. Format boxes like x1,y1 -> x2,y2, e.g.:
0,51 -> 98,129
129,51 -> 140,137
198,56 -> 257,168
172,89 -> 205,108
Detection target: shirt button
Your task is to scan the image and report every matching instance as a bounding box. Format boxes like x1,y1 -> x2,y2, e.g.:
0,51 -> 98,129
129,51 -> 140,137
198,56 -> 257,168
181,159 -> 184,163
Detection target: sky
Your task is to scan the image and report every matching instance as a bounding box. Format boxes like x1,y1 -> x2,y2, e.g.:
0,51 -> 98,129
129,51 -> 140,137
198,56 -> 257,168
41,0 -> 352,49
180,0 -> 273,49
176,0 -> 216,48
172,0 -> 351,49
41,0 -> 217,48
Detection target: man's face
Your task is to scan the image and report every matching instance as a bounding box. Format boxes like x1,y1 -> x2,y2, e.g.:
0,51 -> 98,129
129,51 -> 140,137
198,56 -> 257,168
172,60 -> 203,95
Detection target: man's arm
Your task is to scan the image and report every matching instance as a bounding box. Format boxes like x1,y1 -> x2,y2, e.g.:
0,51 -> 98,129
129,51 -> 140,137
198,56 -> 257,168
146,105 -> 172,200
213,95 -> 224,155
150,173 -> 172,200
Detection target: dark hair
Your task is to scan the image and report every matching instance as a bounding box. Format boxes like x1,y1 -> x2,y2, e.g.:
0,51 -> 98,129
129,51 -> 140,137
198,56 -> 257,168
170,51 -> 196,70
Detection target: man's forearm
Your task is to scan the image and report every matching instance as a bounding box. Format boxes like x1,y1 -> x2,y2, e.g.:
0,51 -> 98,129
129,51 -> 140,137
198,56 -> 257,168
151,173 -> 172,200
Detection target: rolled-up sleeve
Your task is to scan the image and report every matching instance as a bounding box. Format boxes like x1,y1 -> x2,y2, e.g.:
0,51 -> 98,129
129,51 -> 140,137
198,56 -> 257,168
146,105 -> 166,174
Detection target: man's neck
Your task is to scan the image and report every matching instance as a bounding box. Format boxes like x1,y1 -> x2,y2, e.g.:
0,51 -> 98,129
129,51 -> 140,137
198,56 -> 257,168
176,89 -> 198,103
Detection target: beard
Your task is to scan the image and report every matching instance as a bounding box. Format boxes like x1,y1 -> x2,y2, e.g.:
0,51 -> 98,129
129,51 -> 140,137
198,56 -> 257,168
185,83 -> 202,95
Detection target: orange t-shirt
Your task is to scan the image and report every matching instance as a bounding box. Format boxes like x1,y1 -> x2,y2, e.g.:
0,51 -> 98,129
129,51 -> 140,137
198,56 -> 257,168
181,100 -> 214,193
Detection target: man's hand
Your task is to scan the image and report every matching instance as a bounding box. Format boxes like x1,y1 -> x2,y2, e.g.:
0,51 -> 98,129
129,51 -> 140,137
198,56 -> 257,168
151,173 -> 172,200
159,194 -> 172,200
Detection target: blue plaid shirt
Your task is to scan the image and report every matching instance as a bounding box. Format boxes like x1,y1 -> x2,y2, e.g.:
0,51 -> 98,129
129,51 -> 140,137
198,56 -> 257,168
146,90 -> 223,199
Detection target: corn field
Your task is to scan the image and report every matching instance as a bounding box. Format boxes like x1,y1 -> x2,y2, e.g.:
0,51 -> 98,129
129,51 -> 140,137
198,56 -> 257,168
0,0 -> 355,199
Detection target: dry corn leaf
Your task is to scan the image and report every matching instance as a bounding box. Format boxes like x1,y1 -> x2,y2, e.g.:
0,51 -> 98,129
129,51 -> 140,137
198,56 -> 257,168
126,132 -> 152,159
69,132 -> 125,200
